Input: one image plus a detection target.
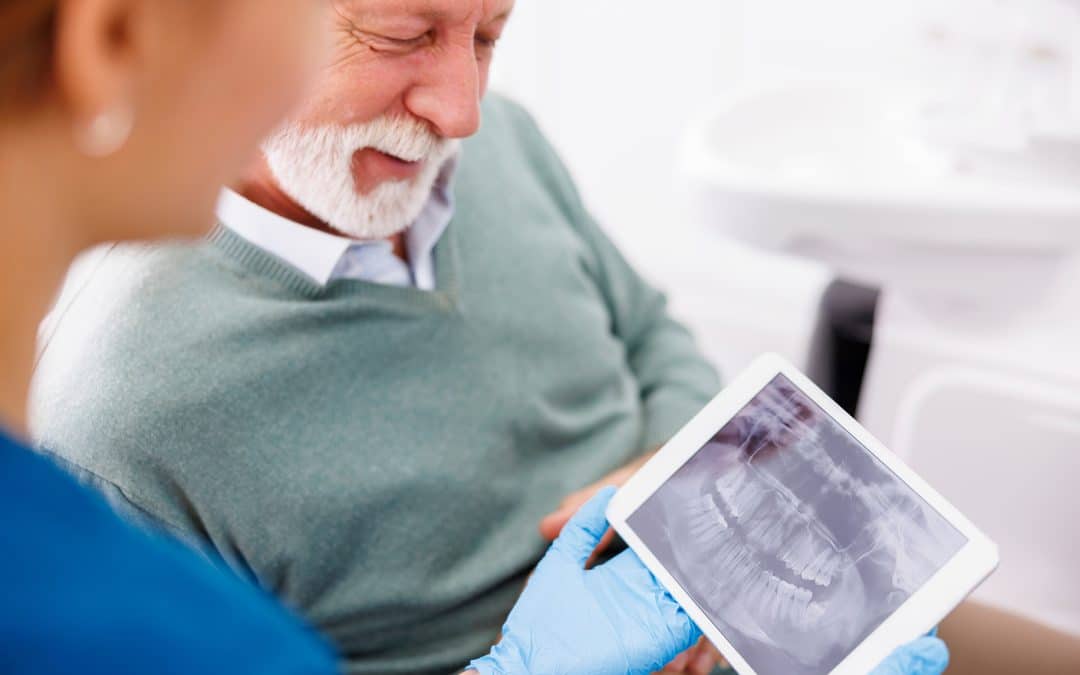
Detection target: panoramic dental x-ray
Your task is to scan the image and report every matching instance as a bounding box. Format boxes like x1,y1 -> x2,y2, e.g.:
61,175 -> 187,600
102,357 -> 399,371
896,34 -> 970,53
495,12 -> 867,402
628,375 -> 968,675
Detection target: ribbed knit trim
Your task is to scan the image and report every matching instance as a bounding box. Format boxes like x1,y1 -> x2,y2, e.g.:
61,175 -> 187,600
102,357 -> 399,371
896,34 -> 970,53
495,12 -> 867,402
207,224 -> 461,312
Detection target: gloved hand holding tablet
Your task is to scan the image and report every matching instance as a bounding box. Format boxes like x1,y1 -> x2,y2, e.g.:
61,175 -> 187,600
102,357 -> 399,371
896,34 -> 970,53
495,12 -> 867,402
606,353 -> 998,675
468,487 -> 952,675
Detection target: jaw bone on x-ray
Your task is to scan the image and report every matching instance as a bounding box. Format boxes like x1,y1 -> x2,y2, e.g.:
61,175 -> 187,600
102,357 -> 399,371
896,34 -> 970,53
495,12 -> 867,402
628,375 -> 967,675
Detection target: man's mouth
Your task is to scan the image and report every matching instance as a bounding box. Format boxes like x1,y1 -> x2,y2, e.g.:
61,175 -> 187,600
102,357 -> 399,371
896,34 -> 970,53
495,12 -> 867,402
350,147 -> 426,193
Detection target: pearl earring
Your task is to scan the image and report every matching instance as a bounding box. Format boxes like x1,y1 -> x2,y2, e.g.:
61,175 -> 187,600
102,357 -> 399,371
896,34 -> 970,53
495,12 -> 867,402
75,103 -> 135,158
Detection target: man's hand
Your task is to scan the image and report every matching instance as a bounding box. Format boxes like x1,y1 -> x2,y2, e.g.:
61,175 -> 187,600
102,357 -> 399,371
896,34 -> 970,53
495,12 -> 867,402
657,637 -> 729,674
538,452 -> 730,675
538,452 -> 653,553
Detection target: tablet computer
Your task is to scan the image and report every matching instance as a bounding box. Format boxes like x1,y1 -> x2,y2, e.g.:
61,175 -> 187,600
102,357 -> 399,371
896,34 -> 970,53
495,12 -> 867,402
607,353 -> 998,675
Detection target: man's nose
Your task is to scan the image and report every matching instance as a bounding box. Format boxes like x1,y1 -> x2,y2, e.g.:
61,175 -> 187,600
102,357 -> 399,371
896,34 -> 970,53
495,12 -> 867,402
405,47 -> 482,140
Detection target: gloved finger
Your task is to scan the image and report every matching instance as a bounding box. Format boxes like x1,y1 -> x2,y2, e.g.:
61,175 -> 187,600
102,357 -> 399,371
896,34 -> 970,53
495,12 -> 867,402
874,637 -> 949,675
549,486 -> 617,567
604,549 -> 703,649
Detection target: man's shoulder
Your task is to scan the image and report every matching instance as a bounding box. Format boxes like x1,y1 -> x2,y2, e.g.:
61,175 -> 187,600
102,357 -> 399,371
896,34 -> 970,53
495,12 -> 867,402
463,92 -> 582,208
29,238 -> 255,517
43,238 -> 235,338
32,239 -> 239,451
49,240 -> 221,311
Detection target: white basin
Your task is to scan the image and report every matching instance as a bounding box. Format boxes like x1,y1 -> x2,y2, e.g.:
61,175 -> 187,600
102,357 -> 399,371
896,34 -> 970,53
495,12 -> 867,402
680,80 -> 1080,300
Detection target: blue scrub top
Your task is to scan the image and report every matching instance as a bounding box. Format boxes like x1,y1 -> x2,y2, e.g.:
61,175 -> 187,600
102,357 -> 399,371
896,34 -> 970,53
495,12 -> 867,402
0,430 -> 338,674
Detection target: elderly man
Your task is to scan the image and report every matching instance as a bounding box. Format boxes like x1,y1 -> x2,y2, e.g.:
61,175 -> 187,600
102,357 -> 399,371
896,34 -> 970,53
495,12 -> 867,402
31,0 -> 723,673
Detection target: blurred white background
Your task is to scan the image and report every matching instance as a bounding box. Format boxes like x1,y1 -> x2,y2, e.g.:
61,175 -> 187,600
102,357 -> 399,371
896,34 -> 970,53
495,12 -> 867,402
490,0 -> 1080,377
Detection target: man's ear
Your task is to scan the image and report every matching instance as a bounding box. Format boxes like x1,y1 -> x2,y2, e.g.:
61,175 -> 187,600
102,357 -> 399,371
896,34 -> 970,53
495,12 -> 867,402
52,0 -> 146,143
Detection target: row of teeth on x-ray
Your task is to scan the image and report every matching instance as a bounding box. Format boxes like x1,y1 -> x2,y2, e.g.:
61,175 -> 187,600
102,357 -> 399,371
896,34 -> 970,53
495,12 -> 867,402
772,430 -> 935,594
686,494 -> 830,632
662,385 -> 965,670
711,460 -> 848,588
683,435 -> 933,627
674,376 -> 953,645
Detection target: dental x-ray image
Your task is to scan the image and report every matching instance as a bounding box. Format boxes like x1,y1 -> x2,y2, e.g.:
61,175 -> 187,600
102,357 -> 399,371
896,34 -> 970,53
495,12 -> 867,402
627,375 -> 968,675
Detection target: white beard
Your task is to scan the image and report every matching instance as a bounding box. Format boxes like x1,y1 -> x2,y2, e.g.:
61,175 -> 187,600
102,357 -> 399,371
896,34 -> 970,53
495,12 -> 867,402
261,116 -> 460,240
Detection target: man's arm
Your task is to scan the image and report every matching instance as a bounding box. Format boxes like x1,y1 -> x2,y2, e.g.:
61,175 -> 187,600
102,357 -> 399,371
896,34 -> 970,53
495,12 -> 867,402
571,209 -> 723,450
501,100 -> 721,452
535,211 -> 722,544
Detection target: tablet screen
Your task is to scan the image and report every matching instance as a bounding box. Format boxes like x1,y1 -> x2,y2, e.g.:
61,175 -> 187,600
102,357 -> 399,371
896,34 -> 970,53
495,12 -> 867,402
627,374 -> 968,675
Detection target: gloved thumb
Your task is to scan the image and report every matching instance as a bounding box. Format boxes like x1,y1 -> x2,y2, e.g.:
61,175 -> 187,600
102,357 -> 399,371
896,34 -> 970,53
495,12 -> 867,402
875,637 -> 949,675
550,486 -> 617,566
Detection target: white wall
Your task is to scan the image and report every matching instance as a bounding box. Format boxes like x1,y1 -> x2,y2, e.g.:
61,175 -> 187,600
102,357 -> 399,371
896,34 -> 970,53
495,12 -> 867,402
492,1 -> 743,234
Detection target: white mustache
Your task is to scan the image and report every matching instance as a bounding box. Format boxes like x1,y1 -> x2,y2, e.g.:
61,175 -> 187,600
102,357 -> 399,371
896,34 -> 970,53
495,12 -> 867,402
346,116 -> 448,164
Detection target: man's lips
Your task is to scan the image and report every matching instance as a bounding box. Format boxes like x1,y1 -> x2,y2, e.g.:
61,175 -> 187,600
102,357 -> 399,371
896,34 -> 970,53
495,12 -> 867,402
351,148 -> 425,193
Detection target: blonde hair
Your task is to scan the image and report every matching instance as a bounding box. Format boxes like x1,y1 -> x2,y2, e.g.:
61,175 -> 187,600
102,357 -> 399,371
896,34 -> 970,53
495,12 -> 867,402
0,0 -> 57,107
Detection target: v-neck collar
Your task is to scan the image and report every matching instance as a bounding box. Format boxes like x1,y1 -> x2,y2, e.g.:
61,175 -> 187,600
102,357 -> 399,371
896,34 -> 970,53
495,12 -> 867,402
207,222 -> 462,312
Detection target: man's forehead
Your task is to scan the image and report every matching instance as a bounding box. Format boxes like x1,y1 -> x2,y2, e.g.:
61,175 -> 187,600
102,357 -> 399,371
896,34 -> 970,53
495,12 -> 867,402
335,0 -> 515,24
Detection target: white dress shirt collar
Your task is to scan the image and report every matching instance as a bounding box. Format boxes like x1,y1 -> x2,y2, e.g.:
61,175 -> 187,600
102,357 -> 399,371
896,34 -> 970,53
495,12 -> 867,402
216,156 -> 457,289
216,189 -> 353,286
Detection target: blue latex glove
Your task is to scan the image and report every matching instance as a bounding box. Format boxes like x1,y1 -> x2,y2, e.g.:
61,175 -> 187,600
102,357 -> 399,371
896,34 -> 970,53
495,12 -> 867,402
871,636 -> 950,675
469,487 -> 701,675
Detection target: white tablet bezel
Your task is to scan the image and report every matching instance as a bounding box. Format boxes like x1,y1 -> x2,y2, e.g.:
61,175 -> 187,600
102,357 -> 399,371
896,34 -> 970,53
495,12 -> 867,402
607,352 -> 999,675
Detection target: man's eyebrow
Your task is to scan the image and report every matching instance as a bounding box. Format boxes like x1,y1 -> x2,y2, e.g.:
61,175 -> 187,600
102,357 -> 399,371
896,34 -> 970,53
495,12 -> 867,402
431,6 -> 513,24
346,2 -> 512,27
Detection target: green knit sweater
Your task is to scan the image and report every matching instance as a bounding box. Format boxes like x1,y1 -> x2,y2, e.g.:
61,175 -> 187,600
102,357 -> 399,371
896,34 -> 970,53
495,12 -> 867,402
31,94 -> 721,674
